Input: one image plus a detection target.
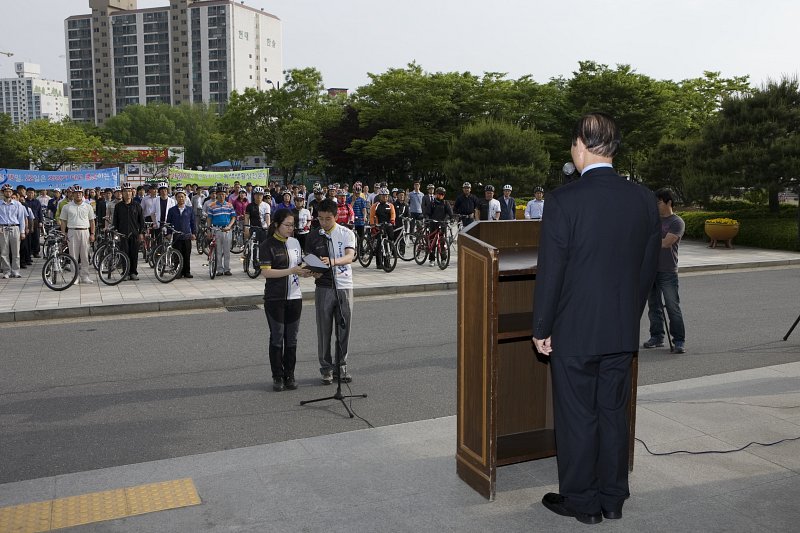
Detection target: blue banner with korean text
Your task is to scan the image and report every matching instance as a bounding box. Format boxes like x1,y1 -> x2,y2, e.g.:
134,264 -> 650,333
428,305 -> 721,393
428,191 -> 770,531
0,167 -> 120,190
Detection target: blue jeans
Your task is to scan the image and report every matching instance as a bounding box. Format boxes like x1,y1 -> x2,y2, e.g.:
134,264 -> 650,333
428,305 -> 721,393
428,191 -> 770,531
647,272 -> 686,343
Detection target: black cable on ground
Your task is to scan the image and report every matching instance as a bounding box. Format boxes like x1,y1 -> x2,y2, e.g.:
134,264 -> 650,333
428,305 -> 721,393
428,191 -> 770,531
635,435 -> 800,456
345,382 -> 375,428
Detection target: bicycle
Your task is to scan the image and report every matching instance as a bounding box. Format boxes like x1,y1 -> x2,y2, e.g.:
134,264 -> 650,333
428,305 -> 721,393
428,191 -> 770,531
230,216 -> 245,254
153,223 -> 185,283
394,216 -> 416,262
413,219 -> 450,270
357,224 -> 376,268
241,224 -> 263,279
374,222 -> 398,273
141,221 -> 156,265
196,216 -> 209,255
205,226 -> 225,279
97,229 -> 130,286
40,229 -> 78,291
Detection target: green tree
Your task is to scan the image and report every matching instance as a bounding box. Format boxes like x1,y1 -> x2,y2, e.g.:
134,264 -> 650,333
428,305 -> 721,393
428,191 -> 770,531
0,114 -> 28,168
102,103 -> 181,146
15,118 -> 102,170
444,119 -> 550,193
700,76 -> 800,213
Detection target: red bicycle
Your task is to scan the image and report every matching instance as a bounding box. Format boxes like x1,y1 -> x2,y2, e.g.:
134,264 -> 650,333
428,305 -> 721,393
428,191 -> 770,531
413,219 -> 449,270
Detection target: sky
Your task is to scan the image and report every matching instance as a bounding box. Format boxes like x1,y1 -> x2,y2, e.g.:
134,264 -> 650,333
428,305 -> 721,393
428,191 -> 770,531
0,0 -> 797,90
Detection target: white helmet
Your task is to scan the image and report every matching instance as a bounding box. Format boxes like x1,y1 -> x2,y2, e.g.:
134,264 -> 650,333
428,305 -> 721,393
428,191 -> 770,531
157,181 -> 169,190
503,184 -> 512,191
253,186 -> 265,194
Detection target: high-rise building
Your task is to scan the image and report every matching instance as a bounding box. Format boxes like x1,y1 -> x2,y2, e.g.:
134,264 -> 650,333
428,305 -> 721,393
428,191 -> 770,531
65,0 -> 282,125
0,63 -> 70,125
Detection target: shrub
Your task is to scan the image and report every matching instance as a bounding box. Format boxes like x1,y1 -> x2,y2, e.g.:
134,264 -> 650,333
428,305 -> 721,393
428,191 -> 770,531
677,208 -> 799,251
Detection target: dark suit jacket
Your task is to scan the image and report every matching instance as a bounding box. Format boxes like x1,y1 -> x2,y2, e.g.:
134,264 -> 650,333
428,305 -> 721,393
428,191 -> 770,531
420,194 -> 435,217
532,166 -> 660,356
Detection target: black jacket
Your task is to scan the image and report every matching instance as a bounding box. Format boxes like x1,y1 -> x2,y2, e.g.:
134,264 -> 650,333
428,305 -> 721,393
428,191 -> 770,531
532,166 -> 660,356
112,200 -> 145,237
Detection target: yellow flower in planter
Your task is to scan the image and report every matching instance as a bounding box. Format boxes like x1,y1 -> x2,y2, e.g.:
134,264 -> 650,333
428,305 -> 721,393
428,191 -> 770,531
705,217 -> 739,225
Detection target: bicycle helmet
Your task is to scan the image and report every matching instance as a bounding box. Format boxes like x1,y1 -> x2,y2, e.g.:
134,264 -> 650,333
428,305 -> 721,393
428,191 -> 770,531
503,184 -> 512,191
157,181 -> 169,190
336,189 -> 347,196
435,187 -> 446,195
1,183 -> 12,191
53,188 -> 61,193
391,188 -> 398,193
113,185 -> 122,192
174,187 -> 186,195
253,186 -> 265,194
378,188 -> 390,195
534,186 -> 544,193
328,184 -> 337,190
208,187 -> 217,193
484,184 -> 495,192
426,184 -> 435,190
122,182 -> 134,189
73,185 -> 84,193
462,182 -> 471,188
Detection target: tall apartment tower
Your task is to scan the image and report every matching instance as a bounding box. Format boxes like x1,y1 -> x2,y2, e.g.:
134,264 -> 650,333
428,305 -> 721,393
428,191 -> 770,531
65,0 -> 282,125
0,63 -> 70,125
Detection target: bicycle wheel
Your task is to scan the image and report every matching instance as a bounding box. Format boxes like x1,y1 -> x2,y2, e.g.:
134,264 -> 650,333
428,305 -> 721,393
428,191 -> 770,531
98,251 -> 130,286
230,228 -> 244,254
244,242 -> 261,279
398,232 -> 415,261
92,244 -> 109,271
413,236 -> 428,265
437,237 -> 450,270
42,254 -> 78,291
208,246 -> 217,279
149,243 -> 166,268
154,248 -> 182,283
382,238 -> 397,273
195,231 -> 205,254
357,235 -> 373,268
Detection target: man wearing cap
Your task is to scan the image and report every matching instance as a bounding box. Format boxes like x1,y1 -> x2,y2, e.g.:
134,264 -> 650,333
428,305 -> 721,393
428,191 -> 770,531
0,184 -> 26,279
475,184 -> 501,221
113,183 -> 146,281
454,182 -> 478,224
166,188 -> 196,279
207,187 -> 236,276
499,184 -> 516,220
525,187 -> 545,220
59,186 -> 96,284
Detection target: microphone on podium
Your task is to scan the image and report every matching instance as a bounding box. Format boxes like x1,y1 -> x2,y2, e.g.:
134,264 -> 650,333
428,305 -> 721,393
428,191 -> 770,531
562,162 -> 576,176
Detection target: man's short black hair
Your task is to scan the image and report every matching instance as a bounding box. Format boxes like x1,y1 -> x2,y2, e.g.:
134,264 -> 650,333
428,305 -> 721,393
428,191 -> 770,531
655,188 -> 676,206
571,112 -> 621,158
318,198 -> 339,216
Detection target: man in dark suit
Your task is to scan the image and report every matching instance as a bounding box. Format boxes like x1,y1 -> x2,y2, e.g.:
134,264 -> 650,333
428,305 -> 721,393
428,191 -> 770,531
532,113 -> 660,525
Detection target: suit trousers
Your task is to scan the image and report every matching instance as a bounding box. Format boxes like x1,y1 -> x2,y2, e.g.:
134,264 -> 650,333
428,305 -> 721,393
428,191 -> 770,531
174,239 -> 192,275
314,287 -> 353,375
67,229 -> 91,281
123,234 -> 140,275
0,226 -> 21,273
214,228 -> 231,273
550,352 -> 632,515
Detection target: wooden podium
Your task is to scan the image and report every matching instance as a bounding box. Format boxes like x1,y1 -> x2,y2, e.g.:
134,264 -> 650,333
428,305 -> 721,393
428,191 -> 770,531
455,220 -> 638,500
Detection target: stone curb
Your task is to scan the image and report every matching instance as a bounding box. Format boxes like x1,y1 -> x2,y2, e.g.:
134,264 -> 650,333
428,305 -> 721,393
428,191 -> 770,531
0,281 -> 460,323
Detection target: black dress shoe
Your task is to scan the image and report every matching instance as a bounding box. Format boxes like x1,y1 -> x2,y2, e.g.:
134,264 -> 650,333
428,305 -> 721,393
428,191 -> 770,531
542,493 -> 602,525
284,376 -> 297,390
602,509 -> 622,519
273,378 -> 285,392
183,273 -> 193,279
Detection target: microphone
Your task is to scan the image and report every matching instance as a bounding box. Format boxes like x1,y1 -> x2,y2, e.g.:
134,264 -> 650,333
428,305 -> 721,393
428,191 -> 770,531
562,162 -> 576,175
319,228 -> 331,239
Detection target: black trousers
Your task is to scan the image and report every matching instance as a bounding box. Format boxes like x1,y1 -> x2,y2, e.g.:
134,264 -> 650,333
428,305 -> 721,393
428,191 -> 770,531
550,352 -> 632,515
174,238 -> 192,275
124,234 -> 140,275
30,221 -> 41,255
265,298 -> 302,379
20,231 -> 31,263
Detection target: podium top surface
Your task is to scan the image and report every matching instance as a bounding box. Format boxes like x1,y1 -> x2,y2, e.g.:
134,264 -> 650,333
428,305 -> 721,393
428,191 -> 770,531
498,248 -> 539,276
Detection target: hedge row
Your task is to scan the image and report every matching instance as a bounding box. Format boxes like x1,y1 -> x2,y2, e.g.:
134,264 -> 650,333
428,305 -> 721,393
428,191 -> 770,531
677,208 -> 799,252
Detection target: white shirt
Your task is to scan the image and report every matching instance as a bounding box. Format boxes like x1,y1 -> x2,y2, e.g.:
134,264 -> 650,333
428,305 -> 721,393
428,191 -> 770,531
59,200 -> 96,229
285,237 -> 303,300
326,224 -> 356,290
37,195 -> 51,209
487,198 -> 501,220
524,199 -> 544,219
296,208 -> 311,234
257,201 -> 270,227
141,195 -> 159,220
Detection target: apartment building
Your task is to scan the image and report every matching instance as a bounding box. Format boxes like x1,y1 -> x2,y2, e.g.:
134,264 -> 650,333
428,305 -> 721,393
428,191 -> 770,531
0,63 -> 70,124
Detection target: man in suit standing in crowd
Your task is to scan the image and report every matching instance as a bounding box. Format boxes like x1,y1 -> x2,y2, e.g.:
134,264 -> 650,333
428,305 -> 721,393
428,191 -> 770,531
532,112 -> 660,525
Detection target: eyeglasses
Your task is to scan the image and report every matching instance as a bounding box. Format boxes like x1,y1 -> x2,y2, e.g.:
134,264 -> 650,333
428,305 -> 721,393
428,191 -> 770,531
280,223 -> 295,228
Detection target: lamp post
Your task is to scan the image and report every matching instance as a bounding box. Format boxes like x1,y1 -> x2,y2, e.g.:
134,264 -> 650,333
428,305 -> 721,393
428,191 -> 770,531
266,79 -> 280,90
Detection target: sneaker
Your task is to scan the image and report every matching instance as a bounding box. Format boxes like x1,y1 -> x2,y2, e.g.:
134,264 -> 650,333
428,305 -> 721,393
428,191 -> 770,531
129,274 -> 139,281
429,260 -> 435,267
284,376 -> 298,390
80,278 -> 93,284
321,370 -> 333,385
223,271 -> 232,276
333,365 -> 352,383
273,378 -> 285,392
643,337 -> 664,349
1,272 -> 9,279
672,341 -> 686,354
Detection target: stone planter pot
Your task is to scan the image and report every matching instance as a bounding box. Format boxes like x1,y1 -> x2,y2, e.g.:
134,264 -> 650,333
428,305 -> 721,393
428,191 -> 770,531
705,222 -> 740,249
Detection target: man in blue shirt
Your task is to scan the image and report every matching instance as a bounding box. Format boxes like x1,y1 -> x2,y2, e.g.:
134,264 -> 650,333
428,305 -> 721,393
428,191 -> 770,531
0,183 -> 27,278
407,180 -> 424,222
166,188 -> 197,279
207,187 -> 236,276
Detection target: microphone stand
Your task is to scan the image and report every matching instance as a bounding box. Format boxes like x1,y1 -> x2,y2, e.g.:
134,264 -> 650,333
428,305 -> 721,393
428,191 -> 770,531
301,230 -> 367,418
783,313 -> 800,341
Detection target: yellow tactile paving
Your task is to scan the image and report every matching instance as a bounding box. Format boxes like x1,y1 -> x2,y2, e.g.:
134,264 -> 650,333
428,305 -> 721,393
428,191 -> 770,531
0,478 -> 201,533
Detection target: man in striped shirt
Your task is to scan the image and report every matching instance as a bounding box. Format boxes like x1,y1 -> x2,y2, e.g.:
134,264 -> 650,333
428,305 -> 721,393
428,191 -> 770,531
207,188 -> 237,276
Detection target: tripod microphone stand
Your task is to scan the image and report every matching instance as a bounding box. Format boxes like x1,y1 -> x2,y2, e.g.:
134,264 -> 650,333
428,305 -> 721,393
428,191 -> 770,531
301,231 -> 367,418
783,313 -> 800,341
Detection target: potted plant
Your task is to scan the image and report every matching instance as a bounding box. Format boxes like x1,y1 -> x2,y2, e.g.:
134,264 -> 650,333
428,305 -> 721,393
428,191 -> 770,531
704,217 -> 740,249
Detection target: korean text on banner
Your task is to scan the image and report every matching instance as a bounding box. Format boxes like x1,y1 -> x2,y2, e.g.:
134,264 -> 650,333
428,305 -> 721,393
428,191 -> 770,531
0,167 -> 119,189
168,168 -> 271,186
